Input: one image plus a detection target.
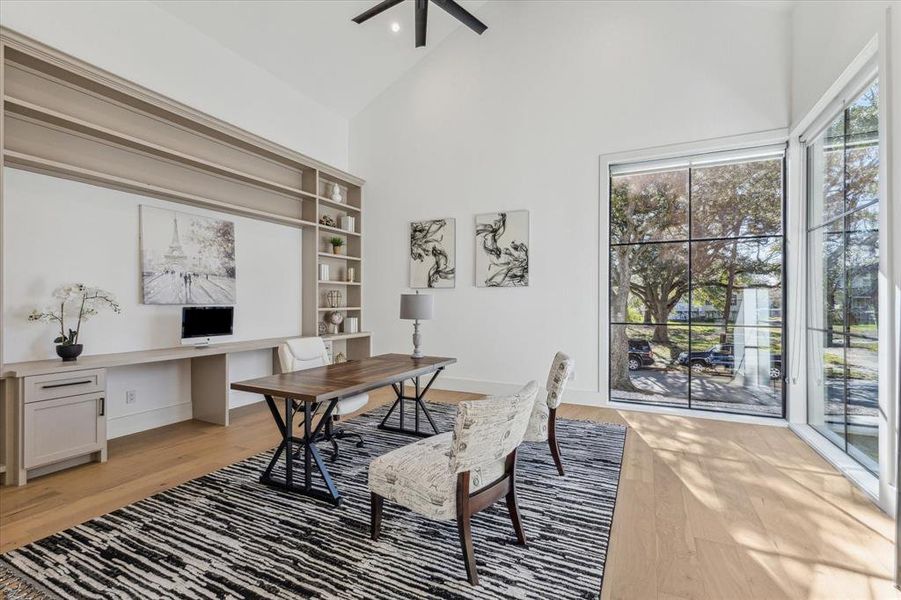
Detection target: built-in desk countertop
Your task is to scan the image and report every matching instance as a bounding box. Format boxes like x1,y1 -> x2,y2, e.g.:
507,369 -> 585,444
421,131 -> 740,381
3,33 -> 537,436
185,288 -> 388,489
1,333 -> 372,379
0,333 -> 370,486
2,336 -> 292,379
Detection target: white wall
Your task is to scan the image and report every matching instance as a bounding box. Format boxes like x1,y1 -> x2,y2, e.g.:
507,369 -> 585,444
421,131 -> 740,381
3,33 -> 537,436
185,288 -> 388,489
0,0 -> 349,169
3,169 -> 303,436
350,1 -> 791,402
790,1 -> 897,126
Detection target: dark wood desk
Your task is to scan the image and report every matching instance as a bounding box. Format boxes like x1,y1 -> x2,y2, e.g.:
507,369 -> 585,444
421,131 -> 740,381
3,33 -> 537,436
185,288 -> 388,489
231,353 -> 456,504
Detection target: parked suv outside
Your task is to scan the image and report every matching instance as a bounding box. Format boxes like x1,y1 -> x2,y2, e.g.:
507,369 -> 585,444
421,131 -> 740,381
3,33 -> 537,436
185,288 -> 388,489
676,344 -> 782,379
627,339 -> 655,371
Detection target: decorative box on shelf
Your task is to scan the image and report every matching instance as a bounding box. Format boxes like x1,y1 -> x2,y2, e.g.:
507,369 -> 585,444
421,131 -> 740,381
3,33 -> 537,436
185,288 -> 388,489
345,317 -> 359,334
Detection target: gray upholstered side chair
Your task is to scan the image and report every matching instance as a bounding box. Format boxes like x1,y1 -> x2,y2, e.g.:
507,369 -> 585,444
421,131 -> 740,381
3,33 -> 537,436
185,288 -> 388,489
368,381 -> 539,586
278,337 -> 368,458
523,352 -> 575,475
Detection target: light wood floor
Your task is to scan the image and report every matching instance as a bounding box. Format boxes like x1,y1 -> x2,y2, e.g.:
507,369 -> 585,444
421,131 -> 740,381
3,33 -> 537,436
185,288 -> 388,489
1,388 -> 896,600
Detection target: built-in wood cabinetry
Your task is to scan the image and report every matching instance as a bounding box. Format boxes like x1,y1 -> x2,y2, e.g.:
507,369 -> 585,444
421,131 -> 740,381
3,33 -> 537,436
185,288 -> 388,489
13,369 -> 108,483
0,28 -> 371,481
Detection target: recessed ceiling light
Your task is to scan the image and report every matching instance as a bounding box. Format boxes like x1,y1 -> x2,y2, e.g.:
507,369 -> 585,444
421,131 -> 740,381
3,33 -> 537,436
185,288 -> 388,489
390,22 -> 401,34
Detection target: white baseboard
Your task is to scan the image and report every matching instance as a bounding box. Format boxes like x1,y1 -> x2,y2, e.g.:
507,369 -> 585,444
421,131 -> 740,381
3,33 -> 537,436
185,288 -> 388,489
229,391 -> 265,410
107,402 -> 193,439
435,377 -> 787,427
435,376 -> 605,406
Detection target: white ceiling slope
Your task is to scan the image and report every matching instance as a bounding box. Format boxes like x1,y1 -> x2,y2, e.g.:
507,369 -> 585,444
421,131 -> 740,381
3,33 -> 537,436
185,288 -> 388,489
154,0 -> 487,118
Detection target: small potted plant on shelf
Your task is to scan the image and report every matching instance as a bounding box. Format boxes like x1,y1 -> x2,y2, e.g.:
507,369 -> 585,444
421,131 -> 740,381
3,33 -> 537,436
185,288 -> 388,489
329,236 -> 345,255
28,284 -> 121,361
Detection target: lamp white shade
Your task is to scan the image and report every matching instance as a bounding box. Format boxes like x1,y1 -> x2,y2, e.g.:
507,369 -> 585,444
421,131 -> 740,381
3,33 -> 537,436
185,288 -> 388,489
400,293 -> 433,320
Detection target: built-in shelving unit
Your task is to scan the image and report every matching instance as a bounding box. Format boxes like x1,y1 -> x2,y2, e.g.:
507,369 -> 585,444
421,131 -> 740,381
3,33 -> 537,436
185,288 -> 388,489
0,28 -> 373,483
315,172 -> 367,361
0,27 -> 372,378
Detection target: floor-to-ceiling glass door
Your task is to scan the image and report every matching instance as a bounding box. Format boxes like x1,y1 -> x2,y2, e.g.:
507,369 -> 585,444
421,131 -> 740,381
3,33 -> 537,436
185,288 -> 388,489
608,148 -> 785,417
806,79 -> 880,474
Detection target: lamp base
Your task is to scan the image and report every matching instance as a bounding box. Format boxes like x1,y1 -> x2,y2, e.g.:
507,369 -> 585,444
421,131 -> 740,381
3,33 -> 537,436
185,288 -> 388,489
411,321 -> 423,359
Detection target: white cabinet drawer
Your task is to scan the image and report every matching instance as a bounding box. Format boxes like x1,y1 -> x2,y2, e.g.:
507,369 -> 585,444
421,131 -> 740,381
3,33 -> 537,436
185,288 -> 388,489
24,392 -> 106,469
24,369 -> 105,403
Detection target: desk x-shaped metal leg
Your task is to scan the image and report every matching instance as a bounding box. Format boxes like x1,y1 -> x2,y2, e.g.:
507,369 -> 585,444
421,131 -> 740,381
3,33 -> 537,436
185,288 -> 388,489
377,368 -> 443,437
260,395 -> 342,505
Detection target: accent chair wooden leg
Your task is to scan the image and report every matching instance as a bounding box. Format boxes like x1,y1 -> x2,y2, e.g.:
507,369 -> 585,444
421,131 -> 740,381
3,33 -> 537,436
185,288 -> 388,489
505,450 -> 526,545
371,492 -> 384,540
548,407 -> 565,476
456,471 -> 479,586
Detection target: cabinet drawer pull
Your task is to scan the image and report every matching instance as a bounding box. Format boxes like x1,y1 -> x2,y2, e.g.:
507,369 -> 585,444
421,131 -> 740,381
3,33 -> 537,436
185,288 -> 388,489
41,379 -> 94,389
99,397 -> 105,416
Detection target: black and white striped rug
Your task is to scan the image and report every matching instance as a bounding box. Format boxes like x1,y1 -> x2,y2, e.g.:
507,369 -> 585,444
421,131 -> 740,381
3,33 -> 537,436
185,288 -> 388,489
1,402 -> 626,599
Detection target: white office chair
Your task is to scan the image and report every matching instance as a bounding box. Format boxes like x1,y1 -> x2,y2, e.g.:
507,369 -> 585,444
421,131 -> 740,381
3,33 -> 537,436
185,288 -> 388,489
278,337 -> 369,458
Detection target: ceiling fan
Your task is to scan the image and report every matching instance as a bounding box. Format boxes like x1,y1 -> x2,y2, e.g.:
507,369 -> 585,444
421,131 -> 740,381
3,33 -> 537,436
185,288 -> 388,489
352,0 -> 487,48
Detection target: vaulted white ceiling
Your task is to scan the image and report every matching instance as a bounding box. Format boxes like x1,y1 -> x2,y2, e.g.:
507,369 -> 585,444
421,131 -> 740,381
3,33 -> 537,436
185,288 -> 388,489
154,0 -> 488,118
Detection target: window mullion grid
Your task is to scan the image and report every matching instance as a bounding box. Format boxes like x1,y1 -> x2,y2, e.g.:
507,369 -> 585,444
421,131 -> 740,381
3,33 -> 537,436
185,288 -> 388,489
608,158 -> 785,417
841,107 -> 852,453
688,168 -> 694,410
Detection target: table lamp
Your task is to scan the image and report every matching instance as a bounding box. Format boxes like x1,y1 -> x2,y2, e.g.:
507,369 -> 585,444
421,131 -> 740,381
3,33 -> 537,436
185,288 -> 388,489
400,291 -> 434,358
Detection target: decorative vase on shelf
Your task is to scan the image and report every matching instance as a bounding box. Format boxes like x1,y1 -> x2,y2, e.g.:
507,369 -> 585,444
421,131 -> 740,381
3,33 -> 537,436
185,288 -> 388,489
326,310 -> 344,334
56,344 -> 83,362
331,183 -> 343,204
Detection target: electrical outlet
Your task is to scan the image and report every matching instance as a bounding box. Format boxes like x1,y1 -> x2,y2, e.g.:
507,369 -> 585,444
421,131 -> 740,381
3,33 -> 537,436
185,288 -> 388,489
125,390 -> 137,405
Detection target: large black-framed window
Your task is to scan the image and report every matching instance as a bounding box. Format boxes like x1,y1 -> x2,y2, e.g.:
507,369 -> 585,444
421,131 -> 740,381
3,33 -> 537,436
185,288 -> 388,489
805,78 -> 879,474
608,148 -> 786,417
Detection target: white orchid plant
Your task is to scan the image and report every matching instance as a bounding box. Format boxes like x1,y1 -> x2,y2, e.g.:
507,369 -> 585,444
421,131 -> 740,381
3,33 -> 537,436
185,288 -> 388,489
28,284 -> 121,346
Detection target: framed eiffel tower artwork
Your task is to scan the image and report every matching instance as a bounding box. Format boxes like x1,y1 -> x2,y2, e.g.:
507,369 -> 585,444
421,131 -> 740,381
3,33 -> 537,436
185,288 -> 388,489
139,205 -> 236,305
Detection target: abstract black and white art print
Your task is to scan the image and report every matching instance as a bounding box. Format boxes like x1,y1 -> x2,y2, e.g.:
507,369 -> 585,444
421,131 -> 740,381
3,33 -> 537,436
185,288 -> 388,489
410,218 -> 456,288
140,205 -> 236,305
475,210 -> 530,287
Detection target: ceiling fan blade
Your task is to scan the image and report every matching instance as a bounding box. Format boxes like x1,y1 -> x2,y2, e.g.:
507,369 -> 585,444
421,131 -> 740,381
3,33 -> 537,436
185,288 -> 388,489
431,0 -> 487,35
351,0 -> 405,24
415,0 -> 428,48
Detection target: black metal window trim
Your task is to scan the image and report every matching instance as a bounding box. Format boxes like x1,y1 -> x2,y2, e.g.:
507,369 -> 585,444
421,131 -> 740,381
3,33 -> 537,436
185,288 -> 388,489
607,153 -> 788,419
803,79 -> 880,475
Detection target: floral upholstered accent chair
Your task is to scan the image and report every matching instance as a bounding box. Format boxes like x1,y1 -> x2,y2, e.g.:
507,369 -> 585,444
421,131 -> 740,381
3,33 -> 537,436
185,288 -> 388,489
368,380 -> 538,586
523,352 -> 575,475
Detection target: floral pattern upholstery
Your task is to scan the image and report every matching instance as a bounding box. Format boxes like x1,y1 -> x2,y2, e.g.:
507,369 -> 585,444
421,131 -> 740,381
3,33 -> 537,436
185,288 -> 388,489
368,381 -> 538,521
524,352 -> 574,442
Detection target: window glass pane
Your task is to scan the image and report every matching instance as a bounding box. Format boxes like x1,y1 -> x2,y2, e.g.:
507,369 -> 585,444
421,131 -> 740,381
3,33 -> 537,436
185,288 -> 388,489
690,158 -> 782,239
610,324 -> 688,407
846,207 -> 878,339
805,77 -> 879,473
806,224 -> 845,333
691,237 -> 782,327
687,326 -> 782,416
847,81 -> 878,137
608,150 -> 785,418
845,143 -> 878,212
846,335 -> 878,473
610,170 -> 688,244
610,243 -> 688,323
807,111 -> 846,228
807,330 -> 846,449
